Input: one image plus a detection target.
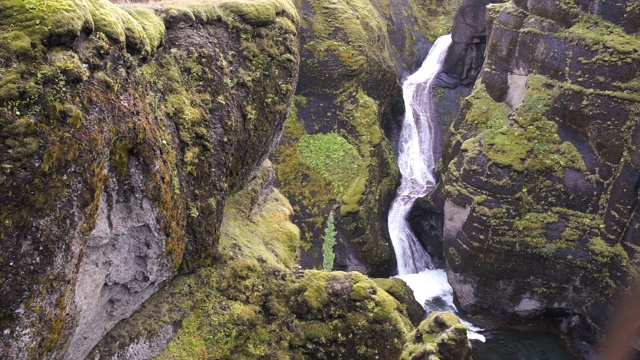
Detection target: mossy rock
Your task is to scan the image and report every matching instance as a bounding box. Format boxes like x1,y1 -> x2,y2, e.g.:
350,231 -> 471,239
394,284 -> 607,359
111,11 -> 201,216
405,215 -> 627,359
402,311 -> 473,360
374,277 -> 426,326
0,0 -> 299,357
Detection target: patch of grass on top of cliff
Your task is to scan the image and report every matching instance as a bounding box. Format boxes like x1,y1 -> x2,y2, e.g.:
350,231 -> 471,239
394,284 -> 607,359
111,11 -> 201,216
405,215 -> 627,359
0,0 -> 165,107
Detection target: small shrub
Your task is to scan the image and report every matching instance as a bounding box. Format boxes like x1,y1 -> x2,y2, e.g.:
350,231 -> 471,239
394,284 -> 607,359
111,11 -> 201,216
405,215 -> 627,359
322,212 -> 336,271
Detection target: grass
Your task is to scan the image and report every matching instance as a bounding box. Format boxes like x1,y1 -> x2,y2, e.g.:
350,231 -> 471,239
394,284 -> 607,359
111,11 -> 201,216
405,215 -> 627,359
298,133 -> 361,194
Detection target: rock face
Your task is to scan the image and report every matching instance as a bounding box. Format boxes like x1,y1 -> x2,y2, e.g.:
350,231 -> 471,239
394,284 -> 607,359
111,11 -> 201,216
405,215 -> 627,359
272,0 -> 462,276
89,161 -> 419,359
0,0 -> 299,358
434,0 -> 640,356
440,0 -> 507,86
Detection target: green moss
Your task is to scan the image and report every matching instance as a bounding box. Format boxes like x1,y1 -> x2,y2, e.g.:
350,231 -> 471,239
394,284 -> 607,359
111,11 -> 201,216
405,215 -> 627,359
402,312 -> 471,360
299,270 -> 331,309
561,14 -> 640,56
481,128 -> 532,171
0,30 -> 32,57
298,133 -> 361,193
121,6 -> 165,52
219,0 -> 299,25
340,88 -> 383,149
303,0 -> 392,73
341,174 -> 367,214
461,75 -> 586,176
274,88 -> 385,249
513,211 -> 559,247
464,83 -> 511,131
408,0 -> 460,41
221,187 -> 300,270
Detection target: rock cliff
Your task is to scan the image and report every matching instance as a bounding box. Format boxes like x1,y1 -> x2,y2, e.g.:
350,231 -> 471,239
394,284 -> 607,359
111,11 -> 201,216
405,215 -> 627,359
428,0 -> 640,356
0,0 -> 299,357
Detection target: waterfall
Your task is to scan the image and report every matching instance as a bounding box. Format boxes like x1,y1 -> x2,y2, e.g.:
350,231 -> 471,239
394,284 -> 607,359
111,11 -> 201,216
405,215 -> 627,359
388,34 -> 452,275
388,34 -> 486,342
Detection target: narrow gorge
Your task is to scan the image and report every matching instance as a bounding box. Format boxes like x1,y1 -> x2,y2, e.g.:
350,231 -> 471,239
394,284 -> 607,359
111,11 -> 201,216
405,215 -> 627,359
1,0 -> 639,359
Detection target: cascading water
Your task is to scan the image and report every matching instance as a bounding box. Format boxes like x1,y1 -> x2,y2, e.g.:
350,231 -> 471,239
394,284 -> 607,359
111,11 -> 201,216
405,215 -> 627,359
387,34 -> 580,355
388,34 -> 452,275
388,34 -> 485,342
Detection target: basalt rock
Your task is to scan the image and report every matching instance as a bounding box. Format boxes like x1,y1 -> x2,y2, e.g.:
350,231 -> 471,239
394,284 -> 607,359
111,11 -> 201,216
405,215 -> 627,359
0,0 -> 299,358
439,0 -> 508,87
437,0 -> 640,357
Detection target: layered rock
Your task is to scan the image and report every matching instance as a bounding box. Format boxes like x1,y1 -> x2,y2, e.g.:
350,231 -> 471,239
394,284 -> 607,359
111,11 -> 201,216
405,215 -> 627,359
435,0 -> 640,356
0,0 -> 299,357
272,0 -> 461,276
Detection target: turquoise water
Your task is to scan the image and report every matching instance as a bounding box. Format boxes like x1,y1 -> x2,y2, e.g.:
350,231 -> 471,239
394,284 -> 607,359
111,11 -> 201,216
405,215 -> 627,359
472,329 -> 578,360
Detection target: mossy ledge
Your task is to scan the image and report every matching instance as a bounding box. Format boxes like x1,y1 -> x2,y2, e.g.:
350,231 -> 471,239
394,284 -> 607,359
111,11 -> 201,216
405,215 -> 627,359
402,312 -> 473,360
89,162 -> 415,359
0,0 -> 299,357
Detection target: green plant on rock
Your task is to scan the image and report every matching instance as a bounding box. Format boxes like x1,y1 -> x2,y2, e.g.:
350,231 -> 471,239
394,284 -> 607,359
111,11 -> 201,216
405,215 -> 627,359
322,211 -> 336,271
298,132 -> 361,193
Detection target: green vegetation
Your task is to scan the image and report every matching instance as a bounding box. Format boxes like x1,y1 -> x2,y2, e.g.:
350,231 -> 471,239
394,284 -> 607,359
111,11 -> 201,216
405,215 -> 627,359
219,0 -> 299,25
561,13 -> 640,56
302,0 -> 393,73
322,212 -> 337,271
513,211 -> 559,247
458,75 -> 586,176
273,86 -> 398,267
406,0 -> 461,41
402,312 -> 471,360
464,83 -> 511,131
298,133 -> 361,193
90,172 -> 414,359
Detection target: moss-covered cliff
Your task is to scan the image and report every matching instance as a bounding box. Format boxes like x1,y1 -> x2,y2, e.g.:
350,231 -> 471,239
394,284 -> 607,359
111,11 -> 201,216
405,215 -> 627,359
272,0 -> 462,276
0,0 -> 299,357
89,161 -> 420,359
436,0 -> 640,355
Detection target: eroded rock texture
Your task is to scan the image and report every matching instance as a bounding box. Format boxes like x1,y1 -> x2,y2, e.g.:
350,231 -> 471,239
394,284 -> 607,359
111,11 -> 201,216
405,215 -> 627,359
0,0 -> 299,358
434,0 -> 640,356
